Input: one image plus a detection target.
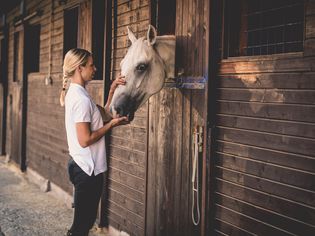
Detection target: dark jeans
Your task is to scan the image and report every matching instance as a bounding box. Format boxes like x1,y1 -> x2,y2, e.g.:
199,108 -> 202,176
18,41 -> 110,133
67,159 -> 104,236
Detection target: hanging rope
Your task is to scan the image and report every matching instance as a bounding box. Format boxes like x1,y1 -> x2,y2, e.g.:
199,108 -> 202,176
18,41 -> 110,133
192,128 -> 201,226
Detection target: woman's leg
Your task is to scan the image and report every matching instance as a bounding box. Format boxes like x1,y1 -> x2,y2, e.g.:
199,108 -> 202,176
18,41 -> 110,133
84,173 -> 104,230
67,160 -> 104,236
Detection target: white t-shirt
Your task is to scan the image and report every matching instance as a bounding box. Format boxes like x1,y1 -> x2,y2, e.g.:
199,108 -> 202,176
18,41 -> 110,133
65,83 -> 107,176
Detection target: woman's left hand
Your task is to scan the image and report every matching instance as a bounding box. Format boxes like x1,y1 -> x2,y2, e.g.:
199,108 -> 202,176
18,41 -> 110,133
110,74 -> 126,93
105,73 -> 126,112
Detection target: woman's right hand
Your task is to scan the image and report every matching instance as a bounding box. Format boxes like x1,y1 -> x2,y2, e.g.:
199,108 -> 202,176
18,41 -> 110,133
110,116 -> 129,128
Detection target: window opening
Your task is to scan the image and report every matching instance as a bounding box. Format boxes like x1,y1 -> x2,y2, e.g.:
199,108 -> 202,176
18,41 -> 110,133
225,0 -> 304,57
63,7 -> 79,56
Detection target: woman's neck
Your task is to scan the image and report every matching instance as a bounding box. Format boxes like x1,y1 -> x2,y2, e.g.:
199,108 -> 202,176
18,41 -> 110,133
71,77 -> 85,88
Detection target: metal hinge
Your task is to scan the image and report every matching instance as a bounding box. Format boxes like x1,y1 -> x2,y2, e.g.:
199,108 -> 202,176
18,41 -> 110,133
165,76 -> 207,89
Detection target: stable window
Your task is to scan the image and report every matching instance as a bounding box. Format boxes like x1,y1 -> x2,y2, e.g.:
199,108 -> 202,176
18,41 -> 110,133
225,0 -> 305,57
63,7 -> 78,56
13,32 -> 21,82
92,0 -> 105,80
25,24 -> 40,73
0,37 -> 2,83
151,0 -> 176,35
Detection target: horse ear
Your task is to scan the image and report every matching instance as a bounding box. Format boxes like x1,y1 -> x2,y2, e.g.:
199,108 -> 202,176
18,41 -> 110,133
127,26 -> 137,44
147,25 -> 157,45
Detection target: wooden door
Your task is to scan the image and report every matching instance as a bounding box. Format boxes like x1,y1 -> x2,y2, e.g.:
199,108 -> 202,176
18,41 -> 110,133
10,27 -> 24,168
146,0 -> 209,235
10,23 -> 35,171
0,28 -> 8,155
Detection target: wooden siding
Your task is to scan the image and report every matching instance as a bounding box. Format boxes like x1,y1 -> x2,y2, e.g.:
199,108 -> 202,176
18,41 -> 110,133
146,0 -> 208,235
105,1 -> 150,235
212,0 -> 315,235
5,0 -> 89,192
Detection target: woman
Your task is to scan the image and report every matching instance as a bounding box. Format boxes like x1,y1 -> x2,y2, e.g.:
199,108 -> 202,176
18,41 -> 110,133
60,48 -> 128,236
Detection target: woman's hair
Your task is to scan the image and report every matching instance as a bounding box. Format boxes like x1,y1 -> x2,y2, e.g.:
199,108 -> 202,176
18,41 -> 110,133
60,48 -> 92,106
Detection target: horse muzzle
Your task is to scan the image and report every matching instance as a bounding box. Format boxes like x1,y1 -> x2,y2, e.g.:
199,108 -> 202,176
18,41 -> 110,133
110,97 -> 136,122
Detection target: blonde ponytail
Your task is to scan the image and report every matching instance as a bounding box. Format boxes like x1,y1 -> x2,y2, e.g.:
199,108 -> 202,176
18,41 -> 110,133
60,48 -> 91,107
59,74 -> 68,106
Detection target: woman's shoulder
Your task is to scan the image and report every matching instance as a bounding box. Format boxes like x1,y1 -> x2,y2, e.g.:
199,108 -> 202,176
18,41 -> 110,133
66,89 -> 91,107
67,93 -> 90,105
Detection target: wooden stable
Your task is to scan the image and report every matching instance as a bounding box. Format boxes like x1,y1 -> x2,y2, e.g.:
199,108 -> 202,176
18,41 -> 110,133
0,0 -> 314,235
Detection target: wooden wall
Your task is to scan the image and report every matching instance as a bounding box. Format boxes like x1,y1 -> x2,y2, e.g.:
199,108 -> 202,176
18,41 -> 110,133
5,0 -> 94,193
211,0 -> 315,235
105,1 -> 150,235
4,0 -> 314,236
4,0 -> 210,235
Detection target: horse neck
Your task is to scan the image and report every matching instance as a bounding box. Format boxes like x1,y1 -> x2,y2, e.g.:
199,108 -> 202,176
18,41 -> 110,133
155,36 -> 176,79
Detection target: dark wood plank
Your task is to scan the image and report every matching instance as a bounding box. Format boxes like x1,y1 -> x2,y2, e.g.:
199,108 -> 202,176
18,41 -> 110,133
218,100 -> 315,123
117,0 -> 148,15
107,198 -> 144,227
217,114 -> 315,139
215,166 -> 315,207
216,179 -> 315,226
108,189 -> 144,217
215,205 -> 292,236
219,56 -> 314,74
108,167 -> 145,192
217,140 -> 315,173
306,15 -> 315,39
305,38 -> 315,56
109,179 -> 145,203
147,89 -> 177,235
110,145 -> 145,167
217,126 -> 315,157
169,89 -> 184,235
217,88 -> 315,105
187,0 -> 194,76
217,72 -> 315,90
215,193 -> 315,236
307,0 -> 315,15
146,91 -> 158,236
111,125 -> 147,142
110,136 -> 146,153
27,152 -> 72,193
108,209 -> 143,236
79,0 -> 93,50
109,157 -> 145,179
214,219 -> 256,236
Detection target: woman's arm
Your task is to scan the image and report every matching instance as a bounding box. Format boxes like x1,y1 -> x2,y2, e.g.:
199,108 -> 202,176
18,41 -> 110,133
76,116 -> 128,148
104,74 -> 126,112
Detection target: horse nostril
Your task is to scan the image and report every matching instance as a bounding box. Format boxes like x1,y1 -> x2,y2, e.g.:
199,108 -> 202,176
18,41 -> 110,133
115,107 -> 121,116
115,106 -> 126,117
127,112 -> 135,121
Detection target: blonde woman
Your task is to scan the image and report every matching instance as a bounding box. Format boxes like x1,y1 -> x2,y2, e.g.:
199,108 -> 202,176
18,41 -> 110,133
61,48 -> 128,236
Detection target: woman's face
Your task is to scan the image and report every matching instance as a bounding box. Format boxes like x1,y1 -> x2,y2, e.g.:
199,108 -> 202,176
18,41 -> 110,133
80,56 -> 96,82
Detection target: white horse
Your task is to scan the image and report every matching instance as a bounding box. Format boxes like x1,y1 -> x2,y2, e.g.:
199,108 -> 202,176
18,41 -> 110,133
109,25 -> 175,121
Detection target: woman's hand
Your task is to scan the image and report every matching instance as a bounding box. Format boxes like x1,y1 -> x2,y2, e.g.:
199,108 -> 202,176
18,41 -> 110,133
110,116 -> 129,128
105,73 -> 126,112
110,74 -> 126,93
76,116 -> 129,148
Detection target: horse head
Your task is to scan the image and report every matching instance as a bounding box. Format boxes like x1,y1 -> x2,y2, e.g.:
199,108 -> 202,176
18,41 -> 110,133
109,25 -> 175,121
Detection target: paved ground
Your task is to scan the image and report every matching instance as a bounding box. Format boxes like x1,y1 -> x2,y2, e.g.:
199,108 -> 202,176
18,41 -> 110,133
0,158 -> 107,236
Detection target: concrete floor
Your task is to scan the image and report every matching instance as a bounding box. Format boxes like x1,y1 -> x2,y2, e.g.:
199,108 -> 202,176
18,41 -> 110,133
0,157 -> 108,236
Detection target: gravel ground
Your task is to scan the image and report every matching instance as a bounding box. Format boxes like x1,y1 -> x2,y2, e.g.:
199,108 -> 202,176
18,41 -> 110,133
0,158 -> 107,236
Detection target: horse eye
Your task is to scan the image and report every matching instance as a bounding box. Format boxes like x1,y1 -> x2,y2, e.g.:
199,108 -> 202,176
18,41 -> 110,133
136,63 -> 148,72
